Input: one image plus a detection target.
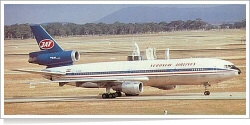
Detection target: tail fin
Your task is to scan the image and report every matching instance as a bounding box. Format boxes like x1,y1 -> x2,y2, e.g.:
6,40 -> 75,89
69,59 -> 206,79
30,25 -> 63,52
29,25 -> 80,68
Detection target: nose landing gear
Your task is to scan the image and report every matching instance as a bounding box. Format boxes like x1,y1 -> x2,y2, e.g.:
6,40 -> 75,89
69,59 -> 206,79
204,82 -> 211,96
204,90 -> 210,95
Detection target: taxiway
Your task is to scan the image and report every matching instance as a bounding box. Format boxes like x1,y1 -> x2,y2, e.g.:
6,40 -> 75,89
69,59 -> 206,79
4,92 -> 246,103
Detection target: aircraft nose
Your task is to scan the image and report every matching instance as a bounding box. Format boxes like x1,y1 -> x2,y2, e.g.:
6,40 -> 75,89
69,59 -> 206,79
234,66 -> 241,75
231,65 -> 241,75
238,68 -> 241,75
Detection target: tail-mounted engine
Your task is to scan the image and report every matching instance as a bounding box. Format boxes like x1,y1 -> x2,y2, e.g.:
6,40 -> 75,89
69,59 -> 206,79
28,50 -> 80,68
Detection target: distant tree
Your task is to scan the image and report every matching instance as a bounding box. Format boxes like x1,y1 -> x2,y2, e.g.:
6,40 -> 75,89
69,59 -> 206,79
4,23 -> 31,39
159,21 -> 168,31
4,19 -> 246,39
233,19 -> 246,29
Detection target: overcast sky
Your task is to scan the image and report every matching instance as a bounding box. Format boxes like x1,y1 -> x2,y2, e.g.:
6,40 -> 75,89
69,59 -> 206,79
4,3 -> 223,25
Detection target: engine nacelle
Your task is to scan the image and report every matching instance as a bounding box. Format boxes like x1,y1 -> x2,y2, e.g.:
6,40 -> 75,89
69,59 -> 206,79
28,50 -> 80,68
152,85 -> 177,90
112,82 -> 143,95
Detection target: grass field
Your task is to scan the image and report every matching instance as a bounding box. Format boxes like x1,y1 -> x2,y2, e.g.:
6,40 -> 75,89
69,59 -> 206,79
3,29 -> 247,115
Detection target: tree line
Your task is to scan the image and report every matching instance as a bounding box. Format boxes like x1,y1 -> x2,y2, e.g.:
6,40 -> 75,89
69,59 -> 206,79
4,19 -> 246,39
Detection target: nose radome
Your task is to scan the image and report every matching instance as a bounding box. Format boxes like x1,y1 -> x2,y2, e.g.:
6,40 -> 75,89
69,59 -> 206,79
234,66 -> 241,75
231,65 -> 241,75
238,68 -> 241,74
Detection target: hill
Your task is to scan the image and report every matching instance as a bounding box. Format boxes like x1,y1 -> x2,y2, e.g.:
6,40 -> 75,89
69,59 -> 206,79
96,5 -> 246,24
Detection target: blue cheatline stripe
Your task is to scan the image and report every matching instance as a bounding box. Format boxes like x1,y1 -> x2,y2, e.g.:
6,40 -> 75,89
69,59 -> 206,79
65,68 -> 230,76
62,69 -> 234,79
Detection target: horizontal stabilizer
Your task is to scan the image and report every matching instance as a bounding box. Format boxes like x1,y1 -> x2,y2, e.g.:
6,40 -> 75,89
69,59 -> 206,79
13,69 -> 65,75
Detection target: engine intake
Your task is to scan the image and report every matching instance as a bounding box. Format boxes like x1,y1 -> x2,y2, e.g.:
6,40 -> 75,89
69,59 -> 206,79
112,82 -> 143,95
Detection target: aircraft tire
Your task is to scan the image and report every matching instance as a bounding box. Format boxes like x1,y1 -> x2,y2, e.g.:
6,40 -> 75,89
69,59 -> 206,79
204,91 -> 210,96
102,93 -> 108,99
111,93 -> 116,98
102,93 -> 117,99
115,92 -> 122,97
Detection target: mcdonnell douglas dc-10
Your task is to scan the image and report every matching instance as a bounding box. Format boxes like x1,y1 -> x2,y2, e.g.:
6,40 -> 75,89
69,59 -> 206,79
15,25 -> 241,99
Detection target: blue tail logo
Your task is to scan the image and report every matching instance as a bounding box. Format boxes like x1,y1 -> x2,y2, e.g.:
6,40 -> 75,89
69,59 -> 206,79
30,25 -> 63,52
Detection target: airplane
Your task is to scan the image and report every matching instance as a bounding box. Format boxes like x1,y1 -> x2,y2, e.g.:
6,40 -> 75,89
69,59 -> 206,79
15,25 -> 241,99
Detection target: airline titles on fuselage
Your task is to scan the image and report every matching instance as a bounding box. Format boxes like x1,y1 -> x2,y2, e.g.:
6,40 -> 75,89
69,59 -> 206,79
175,62 -> 196,66
151,62 -> 195,67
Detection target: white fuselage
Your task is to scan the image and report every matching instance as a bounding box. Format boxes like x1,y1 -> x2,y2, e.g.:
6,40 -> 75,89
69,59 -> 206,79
45,58 -> 240,87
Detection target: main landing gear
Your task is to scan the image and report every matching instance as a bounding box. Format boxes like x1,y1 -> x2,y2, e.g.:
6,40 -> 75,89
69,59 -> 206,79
204,82 -> 211,96
101,85 -> 122,99
101,92 -> 122,99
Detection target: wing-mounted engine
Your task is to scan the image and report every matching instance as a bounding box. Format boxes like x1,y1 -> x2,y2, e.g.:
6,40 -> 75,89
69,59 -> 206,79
112,81 -> 143,95
152,85 -> 177,90
28,50 -> 80,68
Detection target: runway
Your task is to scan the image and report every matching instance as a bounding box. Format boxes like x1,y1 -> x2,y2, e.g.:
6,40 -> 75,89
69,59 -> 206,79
4,92 -> 246,103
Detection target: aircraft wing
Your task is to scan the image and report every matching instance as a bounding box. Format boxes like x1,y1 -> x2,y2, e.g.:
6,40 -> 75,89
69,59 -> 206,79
27,76 -> 149,84
13,69 -> 65,76
14,69 -> 149,84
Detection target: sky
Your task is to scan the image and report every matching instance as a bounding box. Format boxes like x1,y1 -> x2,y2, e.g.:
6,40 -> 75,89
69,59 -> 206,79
3,3 -> 226,25
4,4 -> 127,25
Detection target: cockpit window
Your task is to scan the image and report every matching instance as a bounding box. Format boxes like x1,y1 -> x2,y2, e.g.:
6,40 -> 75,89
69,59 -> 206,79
224,65 -> 234,68
225,65 -> 241,74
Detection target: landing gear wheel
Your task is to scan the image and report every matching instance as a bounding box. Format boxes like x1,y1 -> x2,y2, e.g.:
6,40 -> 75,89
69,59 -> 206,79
108,93 -> 113,98
102,93 -> 108,99
102,85 -> 117,99
112,93 -> 116,98
102,93 -> 117,99
115,92 -> 122,97
203,82 -> 211,96
204,91 -> 210,96
109,93 -> 116,98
